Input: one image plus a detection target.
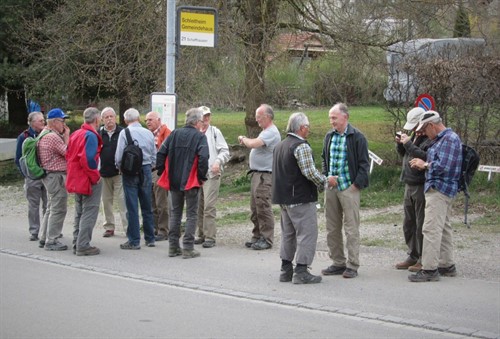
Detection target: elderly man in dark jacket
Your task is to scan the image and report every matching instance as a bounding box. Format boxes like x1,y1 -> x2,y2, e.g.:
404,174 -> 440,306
156,107 -> 209,259
321,103 -> 370,279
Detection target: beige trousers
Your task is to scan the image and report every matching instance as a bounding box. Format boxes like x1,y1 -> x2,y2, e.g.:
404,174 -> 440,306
421,189 -> 455,270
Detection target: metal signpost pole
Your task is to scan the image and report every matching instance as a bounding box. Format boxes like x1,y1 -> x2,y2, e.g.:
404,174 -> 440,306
166,0 -> 176,94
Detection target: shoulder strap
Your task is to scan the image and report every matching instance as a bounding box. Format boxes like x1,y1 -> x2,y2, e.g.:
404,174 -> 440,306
36,130 -> 52,141
125,128 -> 133,145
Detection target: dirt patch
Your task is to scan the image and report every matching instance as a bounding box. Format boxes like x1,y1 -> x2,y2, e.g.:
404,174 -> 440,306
2,177 -> 498,282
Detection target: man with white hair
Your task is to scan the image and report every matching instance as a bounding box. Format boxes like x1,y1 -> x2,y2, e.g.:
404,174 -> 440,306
115,108 -> 156,250
272,112 -> 327,284
408,110 -> 462,282
145,111 -> 171,241
99,107 -> 127,237
156,107 -> 209,259
15,111 -> 47,241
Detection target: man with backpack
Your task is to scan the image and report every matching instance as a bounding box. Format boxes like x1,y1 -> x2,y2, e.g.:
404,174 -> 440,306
37,108 -> 71,251
115,108 -> 156,250
15,111 -> 48,241
409,110 -> 462,282
66,107 -> 103,256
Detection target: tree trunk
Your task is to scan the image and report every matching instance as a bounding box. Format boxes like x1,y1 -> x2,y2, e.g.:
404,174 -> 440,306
239,0 -> 280,138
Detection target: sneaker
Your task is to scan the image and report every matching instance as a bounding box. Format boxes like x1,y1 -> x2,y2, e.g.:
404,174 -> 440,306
321,265 -> 346,276
202,240 -> 216,248
145,241 -> 156,247
120,242 -> 140,250
155,234 -> 168,241
342,268 -> 358,279
279,264 -> 293,282
408,269 -> 440,282
168,247 -> 182,257
76,246 -> 100,256
251,238 -> 272,250
438,265 -> 457,277
408,262 -> 422,272
293,269 -> 322,284
194,237 -> 205,245
29,234 -> 39,241
182,249 -> 200,259
395,258 -> 417,270
103,230 -> 114,237
39,240 -> 45,248
45,241 -> 68,251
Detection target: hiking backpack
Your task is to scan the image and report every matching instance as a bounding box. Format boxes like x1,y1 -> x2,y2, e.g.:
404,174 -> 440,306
120,128 -> 143,176
19,130 -> 52,180
458,144 -> 480,227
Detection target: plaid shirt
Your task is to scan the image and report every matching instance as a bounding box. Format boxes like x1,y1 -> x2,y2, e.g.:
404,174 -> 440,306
38,129 -> 67,172
425,128 -> 462,198
329,130 -> 351,191
292,134 -> 326,191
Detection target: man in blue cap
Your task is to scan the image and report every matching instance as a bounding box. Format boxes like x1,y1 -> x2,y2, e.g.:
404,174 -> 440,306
38,108 -> 71,251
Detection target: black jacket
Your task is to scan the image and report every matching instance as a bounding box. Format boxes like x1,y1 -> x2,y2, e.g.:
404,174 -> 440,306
156,125 -> 209,191
396,135 -> 431,186
321,124 -> 370,190
99,125 -> 123,177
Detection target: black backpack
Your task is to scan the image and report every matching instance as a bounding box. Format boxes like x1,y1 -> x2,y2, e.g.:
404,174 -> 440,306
120,128 -> 143,176
458,144 -> 480,227
459,144 -> 480,195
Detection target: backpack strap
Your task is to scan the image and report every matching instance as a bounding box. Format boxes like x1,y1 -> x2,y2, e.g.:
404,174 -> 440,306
125,128 -> 134,145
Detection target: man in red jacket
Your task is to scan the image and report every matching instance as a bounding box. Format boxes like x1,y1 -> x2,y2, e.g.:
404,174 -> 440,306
66,107 -> 103,256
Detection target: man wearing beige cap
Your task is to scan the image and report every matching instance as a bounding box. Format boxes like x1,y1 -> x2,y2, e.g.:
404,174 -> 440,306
408,110 -> 462,282
394,107 -> 431,272
195,106 -> 230,248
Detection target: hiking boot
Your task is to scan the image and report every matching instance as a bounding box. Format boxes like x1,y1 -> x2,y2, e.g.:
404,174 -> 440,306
168,247 -> 182,257
321,265 -> 346,276
279,264 -> 294,282
251,238 -> 271,250
145,241 -> 156,247
408,269 -> 440,282
342,268 -> 358,279
103,230 -> 114,238
155,234 -> 168,241
408,262 -> 422,272
39,240 -> 45,248
395,258 -> 417,270
56,233 -> 63,239
438,265 -> 457,277
45,241 -> 68,251
293,267 -> 322,284
29,234 -> 39,241
182,249 -> 200,259
244,239 -> 257,248
194,237 -> 205,245
76,246 -> 100,256
120,242 -> 140,250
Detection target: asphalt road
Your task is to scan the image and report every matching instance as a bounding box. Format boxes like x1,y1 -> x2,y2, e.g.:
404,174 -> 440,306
0,215 -> 498,338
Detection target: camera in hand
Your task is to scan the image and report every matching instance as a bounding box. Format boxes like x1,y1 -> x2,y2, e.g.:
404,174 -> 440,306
395,131 -> 402,138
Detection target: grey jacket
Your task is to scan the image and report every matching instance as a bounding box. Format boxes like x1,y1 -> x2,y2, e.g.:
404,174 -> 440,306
396,135 -> 431,186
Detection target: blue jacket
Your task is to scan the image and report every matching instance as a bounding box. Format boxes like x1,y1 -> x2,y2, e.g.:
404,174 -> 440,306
15,127 -> 37,175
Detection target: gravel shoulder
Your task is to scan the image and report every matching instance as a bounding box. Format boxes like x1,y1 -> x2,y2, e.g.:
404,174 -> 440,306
2,182 -> 498,282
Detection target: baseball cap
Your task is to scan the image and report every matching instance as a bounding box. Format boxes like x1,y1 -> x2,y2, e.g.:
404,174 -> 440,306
416,110 -> 441,131
403,107 -> 425,130
47,108 -> 68,119
199,106 -> 212,115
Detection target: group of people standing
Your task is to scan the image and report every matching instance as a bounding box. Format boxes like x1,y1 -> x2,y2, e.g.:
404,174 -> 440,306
15,102 -> 462,284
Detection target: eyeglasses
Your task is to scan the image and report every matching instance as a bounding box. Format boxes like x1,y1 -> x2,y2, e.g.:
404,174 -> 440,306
54,119 -> 66,123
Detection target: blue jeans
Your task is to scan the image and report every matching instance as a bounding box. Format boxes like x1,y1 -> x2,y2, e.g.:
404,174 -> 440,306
122,166 -> 155,246
169,188 -> 200,250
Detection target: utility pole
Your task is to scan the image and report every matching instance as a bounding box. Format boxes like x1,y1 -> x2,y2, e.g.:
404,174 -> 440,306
166,0 -> 176,94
